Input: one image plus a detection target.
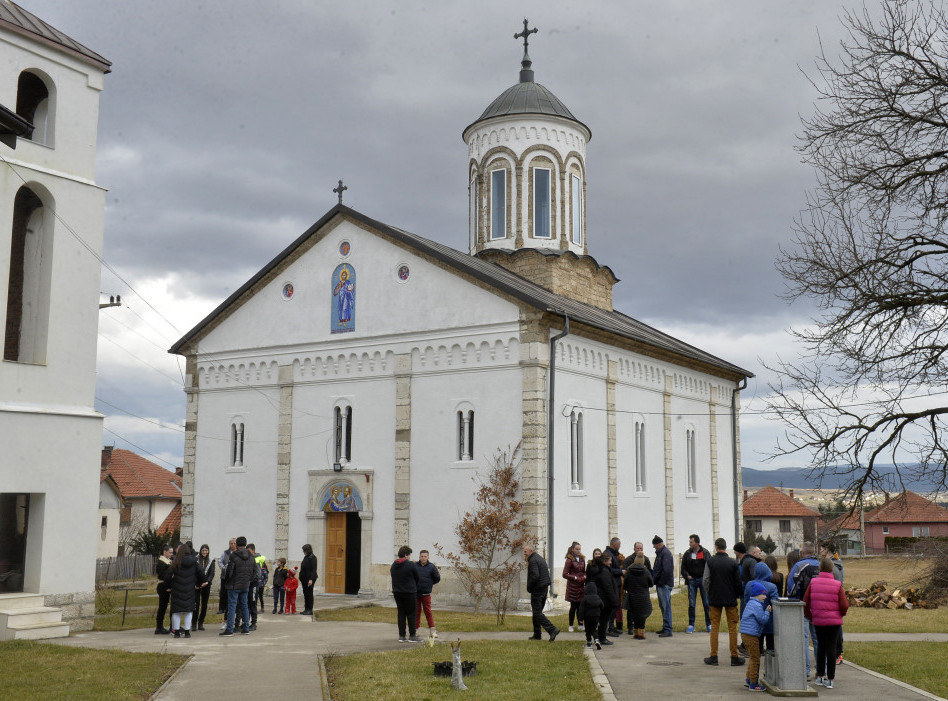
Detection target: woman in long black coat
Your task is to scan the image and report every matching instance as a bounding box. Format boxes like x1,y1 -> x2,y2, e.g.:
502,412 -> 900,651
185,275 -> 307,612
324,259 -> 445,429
624,553 -> 653,639
163,543 -> 204,638
587,552 -> 619,645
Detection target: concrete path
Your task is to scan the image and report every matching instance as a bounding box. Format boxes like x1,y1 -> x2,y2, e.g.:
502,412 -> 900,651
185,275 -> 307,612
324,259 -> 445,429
49,602 -> 946,700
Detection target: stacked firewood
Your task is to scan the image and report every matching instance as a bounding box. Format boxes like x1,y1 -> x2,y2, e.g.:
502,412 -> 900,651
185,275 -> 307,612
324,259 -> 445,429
845,581 -> 937,609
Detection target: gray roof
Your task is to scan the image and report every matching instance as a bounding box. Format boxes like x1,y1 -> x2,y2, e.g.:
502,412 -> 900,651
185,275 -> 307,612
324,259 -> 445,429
0,1 -> 111,72
170,205 -> 752,381
465,80 -> 590,137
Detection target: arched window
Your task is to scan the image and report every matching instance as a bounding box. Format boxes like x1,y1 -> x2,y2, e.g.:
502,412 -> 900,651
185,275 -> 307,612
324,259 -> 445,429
457,410 -> 475,460
335,405 -> 352,463
686,428 -> 697,495
533,167 -> 551,238
490,169 -> 507,239
570,174 -> 582,245
230,422 -> 245,466
4,186 -> 52,363
469,176 -> 478,252
634,420 -> 647,493
570,409 -> 584,490
16,71 -> 53,146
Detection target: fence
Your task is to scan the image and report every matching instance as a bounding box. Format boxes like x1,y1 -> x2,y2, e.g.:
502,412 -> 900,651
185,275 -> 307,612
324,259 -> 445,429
96,554 -> 155,582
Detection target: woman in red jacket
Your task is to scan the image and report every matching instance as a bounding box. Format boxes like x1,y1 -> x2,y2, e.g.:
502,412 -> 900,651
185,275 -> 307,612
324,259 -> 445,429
803,558 -> 849,689
562,541 -> 586,632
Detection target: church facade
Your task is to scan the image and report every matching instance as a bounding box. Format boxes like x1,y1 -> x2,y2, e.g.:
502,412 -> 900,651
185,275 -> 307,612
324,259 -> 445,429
172,29 -> 751,599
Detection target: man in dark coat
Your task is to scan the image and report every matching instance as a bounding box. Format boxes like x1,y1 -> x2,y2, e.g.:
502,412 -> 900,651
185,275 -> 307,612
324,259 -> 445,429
524,544 -> 559,641
702,537 -> 745,667
681,533 -> 713,633
651,535 -> 674,637
604,537 -> 625,633
299,543 -> 318,615
220,536 -> 255,636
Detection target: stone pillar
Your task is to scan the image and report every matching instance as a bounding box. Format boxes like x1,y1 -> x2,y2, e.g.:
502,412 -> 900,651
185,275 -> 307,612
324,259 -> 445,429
275,364 -> 294,560
180,354 -> 199,542
519,311 -> 549,555
393,353 -> 412,547
734,386 -> 743,545
606,360 -> 618,534
559,171 -> 569,250
709,386 -> 720,539
662,375 -> 675,551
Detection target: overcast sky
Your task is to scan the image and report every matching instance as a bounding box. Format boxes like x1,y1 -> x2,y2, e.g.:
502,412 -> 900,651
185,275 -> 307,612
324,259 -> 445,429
23,0 -> 866,471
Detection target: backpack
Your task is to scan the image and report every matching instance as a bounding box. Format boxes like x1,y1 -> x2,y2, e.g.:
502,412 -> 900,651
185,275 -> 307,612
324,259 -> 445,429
789,562 -> 819,600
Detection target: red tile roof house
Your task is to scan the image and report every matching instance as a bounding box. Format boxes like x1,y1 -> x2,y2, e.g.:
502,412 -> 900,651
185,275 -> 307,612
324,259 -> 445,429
742,485 -> 820,554
858,491 -> 948,555
100,447 -> 182,556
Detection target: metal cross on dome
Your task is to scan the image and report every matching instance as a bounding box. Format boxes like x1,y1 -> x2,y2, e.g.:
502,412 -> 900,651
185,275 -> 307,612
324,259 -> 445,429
514,18 -> 537,52
333,179 -> 348,204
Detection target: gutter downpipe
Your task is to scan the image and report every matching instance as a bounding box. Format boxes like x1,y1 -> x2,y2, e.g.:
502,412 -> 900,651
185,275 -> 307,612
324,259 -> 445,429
547,311 -> 569,596
732,376 -> 748,543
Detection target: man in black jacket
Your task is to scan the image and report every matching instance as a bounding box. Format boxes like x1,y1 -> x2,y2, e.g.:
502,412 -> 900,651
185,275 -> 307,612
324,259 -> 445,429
604,537 -> 625,633
299,543 -> 318,615
220,536 -> 255,636
652,535 -> 674,637
702,537 -> 745,667
524,544 -> 559,641
681,534 -> 712,633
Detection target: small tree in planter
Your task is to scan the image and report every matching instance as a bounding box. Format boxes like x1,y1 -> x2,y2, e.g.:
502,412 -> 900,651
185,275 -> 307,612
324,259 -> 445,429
435,443 -> 533,623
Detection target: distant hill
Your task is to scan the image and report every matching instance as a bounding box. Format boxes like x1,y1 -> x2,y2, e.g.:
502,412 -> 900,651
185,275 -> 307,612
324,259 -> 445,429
741,465 -> 936,492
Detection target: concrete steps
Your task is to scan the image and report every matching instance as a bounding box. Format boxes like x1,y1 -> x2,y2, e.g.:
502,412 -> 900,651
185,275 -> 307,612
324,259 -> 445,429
0,593 -> 70,641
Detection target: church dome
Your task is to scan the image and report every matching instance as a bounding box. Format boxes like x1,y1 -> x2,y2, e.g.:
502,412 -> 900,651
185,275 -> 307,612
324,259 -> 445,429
465,79 -> 591,139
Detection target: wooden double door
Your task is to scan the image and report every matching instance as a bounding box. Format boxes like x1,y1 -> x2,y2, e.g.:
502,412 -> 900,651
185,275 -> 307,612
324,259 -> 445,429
324,511 -> 362,594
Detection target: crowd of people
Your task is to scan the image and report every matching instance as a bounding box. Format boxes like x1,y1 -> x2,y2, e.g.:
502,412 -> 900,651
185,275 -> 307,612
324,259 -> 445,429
154,537 -> 318,637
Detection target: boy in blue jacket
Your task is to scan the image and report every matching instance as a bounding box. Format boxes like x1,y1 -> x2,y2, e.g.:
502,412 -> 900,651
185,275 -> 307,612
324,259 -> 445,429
740,581 -> 771,692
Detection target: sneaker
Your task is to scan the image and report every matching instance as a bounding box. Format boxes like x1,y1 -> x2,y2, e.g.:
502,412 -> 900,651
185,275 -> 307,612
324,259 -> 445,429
578,624 -> 584,632
659,631 -> 673,638
527,635 -> 542,641
549,628 -> 559,642
748,682 -> 765,692
585,640 -> 593,649
731,656 -> 746,666
814,677 -> 825,687
219,630 -> 234,636
836,653 -> 843,665
197,624 -> 205,631
398,637 -> 407,642
686,625 -> 695,634
607,630 -> 620,637
240,630 -> 249,635
704,656 -> 719,666
183,630 -> 191,638
568,626 -> 574,633
744,678 -> 750,688
707,624 -> 712,632
408,635 -> 422,643
249,624 -> 257,631
594,639 -> 602,650
738,643 -> 748,655
600,638 -> 614,645
824,680 -> 834,689
172,630 -> 180,638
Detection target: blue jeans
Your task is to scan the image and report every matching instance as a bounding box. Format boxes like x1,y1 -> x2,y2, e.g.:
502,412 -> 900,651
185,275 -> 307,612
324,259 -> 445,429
686,578 -> 711,627
226,587 -> 249,633
656,584 -> 673,633
804,617 -> 817,676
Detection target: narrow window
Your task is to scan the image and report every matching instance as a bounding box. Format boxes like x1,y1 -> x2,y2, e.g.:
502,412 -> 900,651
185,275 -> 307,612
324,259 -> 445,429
922,526 -> 930,537
335,405 -> 352,463
686,428 -> 697,494
4,187 -> 51,363
469,177 -> 478,251
570,410 -> 584,490
230,423 -> 238,465
533,167 -> 551,238
230,422 -> 244,466
779,519 -> 791,533
635,421 -> 647,493
571,174 -> 582,245
882,525 -> 889,535
912,526 -> 921,538
491,169 -> 506,239
457,410 -> 475,461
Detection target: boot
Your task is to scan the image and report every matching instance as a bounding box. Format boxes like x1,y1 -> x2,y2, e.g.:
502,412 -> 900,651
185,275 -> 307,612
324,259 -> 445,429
638,628 -> 646,640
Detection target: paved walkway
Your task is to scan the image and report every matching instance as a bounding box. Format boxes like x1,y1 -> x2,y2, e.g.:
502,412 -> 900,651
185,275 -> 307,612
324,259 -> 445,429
49,601 -> 946,700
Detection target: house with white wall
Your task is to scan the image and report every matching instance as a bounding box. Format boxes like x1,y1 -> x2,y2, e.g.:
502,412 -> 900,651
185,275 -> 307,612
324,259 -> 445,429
0,0 -> 111,638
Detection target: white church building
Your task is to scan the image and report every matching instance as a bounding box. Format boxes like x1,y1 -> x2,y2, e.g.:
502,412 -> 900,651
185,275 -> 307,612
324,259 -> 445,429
172,27 -> 752,599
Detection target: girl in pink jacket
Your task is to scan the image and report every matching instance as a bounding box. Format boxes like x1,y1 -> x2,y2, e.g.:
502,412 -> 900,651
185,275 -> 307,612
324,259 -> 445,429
803,559 -> 849,689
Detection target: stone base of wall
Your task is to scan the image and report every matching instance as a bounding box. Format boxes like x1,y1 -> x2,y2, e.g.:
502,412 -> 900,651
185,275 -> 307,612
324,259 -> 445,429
44,591 -> 95,632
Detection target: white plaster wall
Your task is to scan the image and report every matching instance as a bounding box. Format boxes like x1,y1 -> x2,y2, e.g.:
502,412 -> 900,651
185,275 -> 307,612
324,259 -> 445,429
407,363 -> 523,557
97,508 -> 120,558
192,385 -> 280,551
670,394 -> 713,553
197,219 -> 522,355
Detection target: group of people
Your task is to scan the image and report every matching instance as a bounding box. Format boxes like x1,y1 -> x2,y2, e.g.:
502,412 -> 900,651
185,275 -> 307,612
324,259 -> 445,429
389,546 -> 442,642
154,538 -> 319,638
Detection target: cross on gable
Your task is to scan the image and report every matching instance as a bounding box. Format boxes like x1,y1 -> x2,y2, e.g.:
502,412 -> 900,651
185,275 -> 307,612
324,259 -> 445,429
333,179 -> 348,204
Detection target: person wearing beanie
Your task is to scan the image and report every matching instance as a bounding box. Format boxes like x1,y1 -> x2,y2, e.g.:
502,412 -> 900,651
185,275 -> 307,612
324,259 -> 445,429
283,566 -> 299,614
739,580 -> 771,691
651,535 -> 674,637
702,537 -> 744,668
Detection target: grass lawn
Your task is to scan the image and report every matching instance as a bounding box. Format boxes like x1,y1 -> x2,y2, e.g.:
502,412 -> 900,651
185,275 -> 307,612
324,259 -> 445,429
845,642 -> 948,699
325,639 -> 598,701
839,556 -> 927,589
0,640 -> 187,700
94,584 -> 225,631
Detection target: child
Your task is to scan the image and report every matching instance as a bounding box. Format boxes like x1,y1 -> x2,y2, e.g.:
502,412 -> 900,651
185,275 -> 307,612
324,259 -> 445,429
739,581 -> 771,692
284,566 -> 299,614
577,580 -> 603,649
272,558 -> 288,614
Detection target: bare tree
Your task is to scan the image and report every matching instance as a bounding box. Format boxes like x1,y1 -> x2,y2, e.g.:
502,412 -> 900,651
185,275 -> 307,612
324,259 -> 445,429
770,0 -> 948,501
